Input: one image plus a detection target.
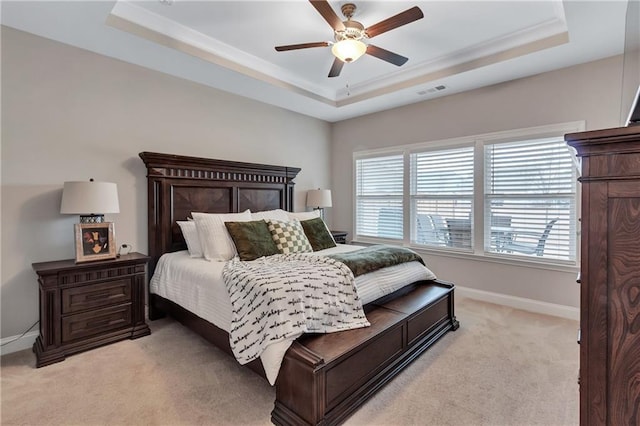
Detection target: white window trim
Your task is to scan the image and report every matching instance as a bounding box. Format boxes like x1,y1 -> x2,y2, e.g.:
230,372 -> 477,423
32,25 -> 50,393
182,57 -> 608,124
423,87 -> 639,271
352,121 -> 585,273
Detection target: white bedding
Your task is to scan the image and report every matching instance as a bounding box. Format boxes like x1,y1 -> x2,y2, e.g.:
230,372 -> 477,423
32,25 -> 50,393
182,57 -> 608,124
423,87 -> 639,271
150,244 -> 436,384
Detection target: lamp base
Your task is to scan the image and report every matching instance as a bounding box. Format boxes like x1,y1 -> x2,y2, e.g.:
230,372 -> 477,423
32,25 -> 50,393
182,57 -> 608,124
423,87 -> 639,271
79,214 -> 106,224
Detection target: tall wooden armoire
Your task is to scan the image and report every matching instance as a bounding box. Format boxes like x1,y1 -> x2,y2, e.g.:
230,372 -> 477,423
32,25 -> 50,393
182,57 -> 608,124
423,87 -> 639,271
565,125 -> 640,425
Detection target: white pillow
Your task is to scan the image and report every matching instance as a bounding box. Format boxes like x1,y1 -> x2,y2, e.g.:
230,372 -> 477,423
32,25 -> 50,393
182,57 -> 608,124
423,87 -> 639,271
251,209 -> 290,222
177,220 -> 203,258
287,210 -> 320,221
192,210 -> 252,261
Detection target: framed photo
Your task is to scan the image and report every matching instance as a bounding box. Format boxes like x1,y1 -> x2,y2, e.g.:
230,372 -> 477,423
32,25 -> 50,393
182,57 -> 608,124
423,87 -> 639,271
74,222 -> 116,263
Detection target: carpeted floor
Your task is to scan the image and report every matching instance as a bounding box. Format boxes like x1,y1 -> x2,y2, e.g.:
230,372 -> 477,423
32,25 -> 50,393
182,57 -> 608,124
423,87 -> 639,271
1,297 -> 579,425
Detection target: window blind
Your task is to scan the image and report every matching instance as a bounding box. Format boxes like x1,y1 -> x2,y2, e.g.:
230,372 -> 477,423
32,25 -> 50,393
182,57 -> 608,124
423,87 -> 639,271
411,146 -> 474,249
484,138 -> 577,260
355,154 -> 403,239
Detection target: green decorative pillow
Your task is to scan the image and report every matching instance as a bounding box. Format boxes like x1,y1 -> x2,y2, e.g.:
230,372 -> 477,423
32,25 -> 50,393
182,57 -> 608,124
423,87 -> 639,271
224,220 -> 279,261
266,219 -> 313,254
301,217 -> 336,251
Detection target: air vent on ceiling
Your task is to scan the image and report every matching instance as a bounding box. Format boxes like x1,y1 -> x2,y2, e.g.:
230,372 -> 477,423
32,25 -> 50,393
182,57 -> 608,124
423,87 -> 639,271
417,85 -> 447,96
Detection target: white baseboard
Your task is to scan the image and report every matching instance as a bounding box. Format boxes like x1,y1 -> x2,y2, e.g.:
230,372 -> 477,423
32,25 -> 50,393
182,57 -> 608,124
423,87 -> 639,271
456,286 -> 579,321
0,331 -> 38,356
0,289 -> 577,356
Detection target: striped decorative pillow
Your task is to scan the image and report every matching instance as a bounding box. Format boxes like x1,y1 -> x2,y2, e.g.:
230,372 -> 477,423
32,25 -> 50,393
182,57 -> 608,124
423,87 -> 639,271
192,210 -> 252,261
177,220 -> 203,258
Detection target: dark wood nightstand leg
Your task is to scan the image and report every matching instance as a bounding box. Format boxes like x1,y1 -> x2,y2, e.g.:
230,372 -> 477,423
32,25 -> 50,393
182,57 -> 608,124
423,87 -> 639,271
131,325 -> 151,339
33,336 -> 65,367
131,274 -> 151,338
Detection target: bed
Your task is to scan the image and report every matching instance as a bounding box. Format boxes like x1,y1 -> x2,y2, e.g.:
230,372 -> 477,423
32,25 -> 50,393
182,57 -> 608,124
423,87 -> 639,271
139,151 -> 459,425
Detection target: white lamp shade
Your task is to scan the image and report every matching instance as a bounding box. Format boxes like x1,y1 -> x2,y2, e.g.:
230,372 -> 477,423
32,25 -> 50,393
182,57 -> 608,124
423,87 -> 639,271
60,181 -> 120,215
306,189 -> 332,209
331,39 -> 367,63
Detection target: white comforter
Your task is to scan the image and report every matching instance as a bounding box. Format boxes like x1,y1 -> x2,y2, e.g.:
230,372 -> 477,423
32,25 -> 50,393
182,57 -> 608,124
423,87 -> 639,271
150,244 -> 436,384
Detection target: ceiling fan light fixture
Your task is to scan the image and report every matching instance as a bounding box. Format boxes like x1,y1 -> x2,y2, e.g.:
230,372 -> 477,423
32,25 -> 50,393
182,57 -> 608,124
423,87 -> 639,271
331,39 -> 367,63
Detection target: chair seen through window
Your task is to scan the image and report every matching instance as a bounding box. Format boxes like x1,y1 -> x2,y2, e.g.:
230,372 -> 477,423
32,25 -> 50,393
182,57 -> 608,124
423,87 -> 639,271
502,218 -> 558,256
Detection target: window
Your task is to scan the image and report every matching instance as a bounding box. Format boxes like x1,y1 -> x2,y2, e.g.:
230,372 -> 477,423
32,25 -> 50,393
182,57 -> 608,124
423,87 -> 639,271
353,123 -> 581,265
410,146 -> 474,249
484,137 -> 576,261
355,154 -> 403,240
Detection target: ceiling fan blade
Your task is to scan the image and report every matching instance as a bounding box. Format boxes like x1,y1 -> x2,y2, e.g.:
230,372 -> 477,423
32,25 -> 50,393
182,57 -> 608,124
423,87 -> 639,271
309,0 -> 345,32
365,6 -> 424,38
328,58 -> 344,78
275,42 -> 330,52
366,44 -> 409,66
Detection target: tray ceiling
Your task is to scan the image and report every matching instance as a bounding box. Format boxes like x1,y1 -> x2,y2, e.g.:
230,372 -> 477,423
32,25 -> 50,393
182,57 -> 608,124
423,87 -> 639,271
1,1 -> 629,122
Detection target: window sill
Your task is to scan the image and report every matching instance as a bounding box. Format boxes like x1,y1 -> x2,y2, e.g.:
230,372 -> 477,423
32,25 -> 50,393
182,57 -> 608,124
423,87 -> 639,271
351,238 -> 579,274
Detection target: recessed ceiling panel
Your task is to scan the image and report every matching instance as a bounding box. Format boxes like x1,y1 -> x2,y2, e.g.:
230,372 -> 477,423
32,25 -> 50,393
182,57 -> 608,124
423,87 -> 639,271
112,1 -> 572,103
1,0 -> 628,122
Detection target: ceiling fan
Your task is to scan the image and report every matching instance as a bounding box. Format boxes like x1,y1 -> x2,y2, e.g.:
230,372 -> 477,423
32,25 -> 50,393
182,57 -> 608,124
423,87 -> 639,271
275,1 -> 424,78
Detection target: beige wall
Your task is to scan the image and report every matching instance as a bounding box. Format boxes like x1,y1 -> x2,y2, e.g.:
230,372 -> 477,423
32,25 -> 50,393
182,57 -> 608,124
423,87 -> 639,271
331,55 -> 625,308
0,27 -> 332,338
621,0 -> 640,124
0,24 -> 627,340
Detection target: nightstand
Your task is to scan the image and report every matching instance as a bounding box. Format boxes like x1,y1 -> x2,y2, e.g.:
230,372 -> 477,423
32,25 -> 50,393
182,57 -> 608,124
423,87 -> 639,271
331,230 -> 348,244
32,252 -> 151,367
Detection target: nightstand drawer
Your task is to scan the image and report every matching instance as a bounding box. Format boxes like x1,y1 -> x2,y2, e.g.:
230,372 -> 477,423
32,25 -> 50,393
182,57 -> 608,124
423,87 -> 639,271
62,304 -> 132,343
62,279 -> 132,314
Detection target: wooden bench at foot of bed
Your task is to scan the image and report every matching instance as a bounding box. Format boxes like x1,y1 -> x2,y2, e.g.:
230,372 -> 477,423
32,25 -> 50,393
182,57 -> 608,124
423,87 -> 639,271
272,279 -> 459,426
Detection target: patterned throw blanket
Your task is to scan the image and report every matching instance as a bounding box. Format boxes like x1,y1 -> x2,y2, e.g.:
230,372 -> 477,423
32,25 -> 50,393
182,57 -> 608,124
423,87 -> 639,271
222,254 -> 370,365
328,245 -> 425,278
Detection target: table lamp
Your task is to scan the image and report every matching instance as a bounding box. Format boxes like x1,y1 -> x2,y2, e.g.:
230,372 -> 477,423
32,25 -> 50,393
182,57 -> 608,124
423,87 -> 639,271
60,179 -> 120,223
61,179 -> 120,262
306,189 -> 332,220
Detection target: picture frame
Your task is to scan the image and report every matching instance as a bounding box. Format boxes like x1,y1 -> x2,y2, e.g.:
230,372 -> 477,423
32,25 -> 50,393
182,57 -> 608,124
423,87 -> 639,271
74,222 -> 116,263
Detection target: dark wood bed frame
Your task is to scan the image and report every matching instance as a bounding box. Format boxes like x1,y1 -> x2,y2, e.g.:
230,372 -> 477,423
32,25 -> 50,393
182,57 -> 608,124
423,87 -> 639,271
139,151 -> 459,425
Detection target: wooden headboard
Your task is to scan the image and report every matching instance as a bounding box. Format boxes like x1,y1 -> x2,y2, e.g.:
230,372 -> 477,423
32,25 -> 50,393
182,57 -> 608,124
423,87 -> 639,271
139,151 -> 301,274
